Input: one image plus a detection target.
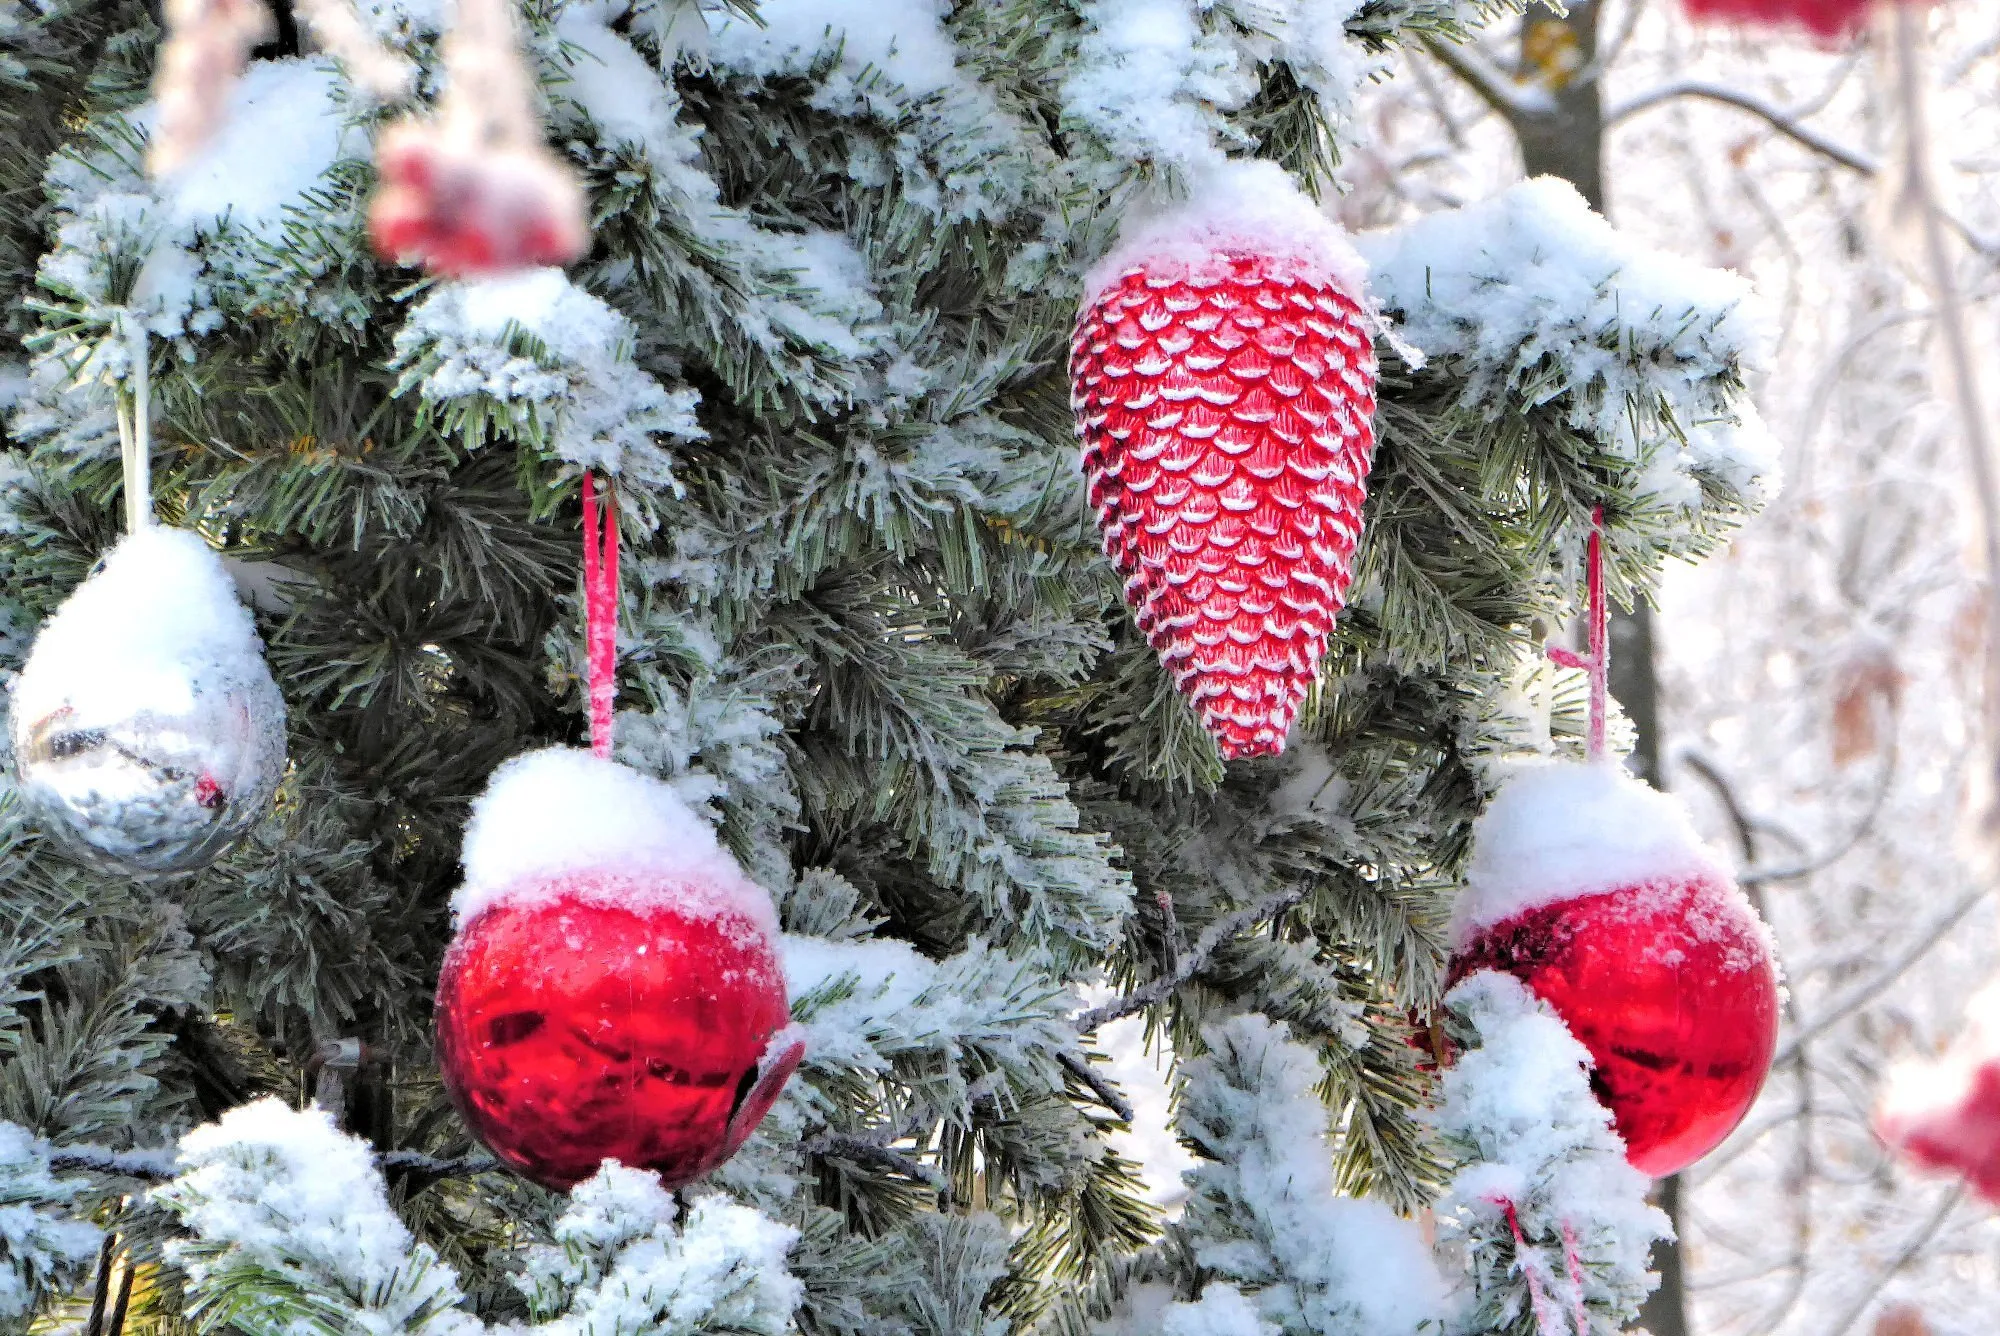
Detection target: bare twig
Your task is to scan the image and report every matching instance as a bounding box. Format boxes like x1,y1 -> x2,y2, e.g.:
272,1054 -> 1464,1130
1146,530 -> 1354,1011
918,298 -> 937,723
1825,1186 -> 1965,1336
1774,884 -> 1991,1065
378,1149 -> 501,1178
1058,1050 -> 1135,1123
1420,35 -> 1555,123
1075,884 -> 1308,1034
50,1143 -> 503,1183
1606,80 -> 1877,173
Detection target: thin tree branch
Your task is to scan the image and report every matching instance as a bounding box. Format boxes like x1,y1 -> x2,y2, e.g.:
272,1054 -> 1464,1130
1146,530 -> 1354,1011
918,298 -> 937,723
1825,1186 -> 1964,1336
1606,80 -> 1879,173
1075,884 -> 1308,1034
803,1132 -> 946,1190
1421,35 -> 1555,123
1774,884 -> 1991,1065
1058,1050 -> 1135,1123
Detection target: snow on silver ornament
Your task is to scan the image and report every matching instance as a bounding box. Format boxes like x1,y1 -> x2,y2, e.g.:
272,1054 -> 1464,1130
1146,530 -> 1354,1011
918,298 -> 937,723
8,526 -> 286,876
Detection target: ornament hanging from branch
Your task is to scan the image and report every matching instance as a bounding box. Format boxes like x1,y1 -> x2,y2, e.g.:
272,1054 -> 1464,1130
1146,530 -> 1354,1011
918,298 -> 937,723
1069,162 -> 1379,760
9,329 -> 287,875
1446,510 -> 1782,1178
368,0 -> 587,276
433,475 -> 802,1191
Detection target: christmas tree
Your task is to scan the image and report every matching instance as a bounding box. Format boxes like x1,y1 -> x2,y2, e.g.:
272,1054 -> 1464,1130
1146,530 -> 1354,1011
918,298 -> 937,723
0,0 -> 1777,1331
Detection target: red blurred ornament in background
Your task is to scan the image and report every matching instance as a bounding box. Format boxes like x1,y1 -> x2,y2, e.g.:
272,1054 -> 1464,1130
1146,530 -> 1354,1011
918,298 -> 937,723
1069,184 -> 1378,760
1877,988 -> 2000,1204
370,128 -> 587,279
1448,510 -> 1781,1178
436,874 -> 802,1190
1679,0 -> 1870,36
1450,868 -> 1781,1176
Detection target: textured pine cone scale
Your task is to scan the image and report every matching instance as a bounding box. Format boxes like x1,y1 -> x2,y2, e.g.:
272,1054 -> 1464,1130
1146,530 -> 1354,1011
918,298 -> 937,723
1071,252 -> 1378,759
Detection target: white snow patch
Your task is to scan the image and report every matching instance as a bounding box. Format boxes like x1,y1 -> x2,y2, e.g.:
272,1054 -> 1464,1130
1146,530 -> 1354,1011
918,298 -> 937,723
1085,159 -> 1369,304
1452,760 -> 1725,941
11,527 -> 268,727
454,747 -> 778,935
157,60 -> 358,234
554,3 -> 684,163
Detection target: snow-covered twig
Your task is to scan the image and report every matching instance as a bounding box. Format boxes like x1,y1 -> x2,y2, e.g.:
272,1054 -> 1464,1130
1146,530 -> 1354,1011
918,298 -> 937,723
47,1146 -> 178,1182
1057,1050 -> 1135,1122
1824,1186 -> 1965,1336
1074,885 -> 1307,1034
802,1132 -> 946,1190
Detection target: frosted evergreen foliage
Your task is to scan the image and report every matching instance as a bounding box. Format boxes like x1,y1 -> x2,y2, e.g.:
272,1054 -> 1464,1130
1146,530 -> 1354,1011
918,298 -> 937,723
0,1123 -> 101,1321
157,1099 -> 801,1336
0,0 -> 1766,1327
1432,973 -> 1669,1336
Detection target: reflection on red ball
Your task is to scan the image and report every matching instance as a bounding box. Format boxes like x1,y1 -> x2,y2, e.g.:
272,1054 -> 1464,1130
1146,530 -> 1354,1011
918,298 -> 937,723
435,877 -> 800,1190
1449,871 -> 1780,1177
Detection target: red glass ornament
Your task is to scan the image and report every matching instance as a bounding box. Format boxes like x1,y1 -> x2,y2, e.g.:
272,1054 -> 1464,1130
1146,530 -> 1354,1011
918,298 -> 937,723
1070,250 -> 1377,760
1679,0 -> 1924,38
369,126 -> 587,278
435,876 -> 801,1190
1449,870 -> 1781,1177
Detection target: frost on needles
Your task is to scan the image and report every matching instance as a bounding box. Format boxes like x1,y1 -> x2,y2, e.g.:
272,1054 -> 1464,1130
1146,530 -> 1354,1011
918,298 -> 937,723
0,0 -> 1771,1328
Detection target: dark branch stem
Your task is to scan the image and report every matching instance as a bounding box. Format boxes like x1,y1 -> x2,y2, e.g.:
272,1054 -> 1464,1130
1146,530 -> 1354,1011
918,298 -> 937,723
803,1132 -> 945,1190
1076,884 -> 1307,1034
1058,1050 -> 1135,1122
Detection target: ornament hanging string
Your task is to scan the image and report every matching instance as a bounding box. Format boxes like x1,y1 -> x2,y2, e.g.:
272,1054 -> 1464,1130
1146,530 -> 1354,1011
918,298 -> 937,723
115,322 -> 153,533
1497,1195 -> 1592,1336
581,472 -> 619,759
1546,506 -> 1607,762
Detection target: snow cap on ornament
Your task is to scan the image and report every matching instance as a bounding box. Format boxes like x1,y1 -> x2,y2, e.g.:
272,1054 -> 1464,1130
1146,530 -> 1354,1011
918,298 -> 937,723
435,744 -> 802,1191
10,524 -> 287,876
1448,512 -> 1780,1179
1877,986 -> 2000,1204
1071,158 -> 1381,760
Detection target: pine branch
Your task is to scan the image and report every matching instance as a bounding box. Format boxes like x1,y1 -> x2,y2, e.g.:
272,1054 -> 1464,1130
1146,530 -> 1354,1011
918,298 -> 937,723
1057,1051 -> 1135,1122
1075,885 -> 1308,1034
803,1132 -> 947,1190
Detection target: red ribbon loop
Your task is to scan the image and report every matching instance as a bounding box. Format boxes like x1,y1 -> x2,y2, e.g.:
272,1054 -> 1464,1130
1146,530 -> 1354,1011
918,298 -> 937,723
1548,505 -> 1609,762
581,472 -> 620,759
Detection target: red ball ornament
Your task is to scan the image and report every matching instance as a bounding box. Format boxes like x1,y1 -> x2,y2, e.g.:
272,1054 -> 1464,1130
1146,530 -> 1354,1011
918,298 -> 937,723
1069,182 -> 1378,759
434,749 -> 802,1190
1448,763 -> 1781,1178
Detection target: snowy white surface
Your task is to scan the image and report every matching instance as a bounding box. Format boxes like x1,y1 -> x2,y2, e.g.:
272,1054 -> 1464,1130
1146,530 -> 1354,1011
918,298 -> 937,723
156,59 -> 359,232
454,747 -> 779,935
393,270 -> 702,489
156,1099 -> 802,1335
1358,178 -> 1776,511
11,527 -> 268,727
1433,972 -> 1670,1330
1084,158 -> 1369,302
162,1099 -> 475,1332
1452,759 -> 1726,940
1171,1013 -> 1445,1336
0,1122 -> 102,1320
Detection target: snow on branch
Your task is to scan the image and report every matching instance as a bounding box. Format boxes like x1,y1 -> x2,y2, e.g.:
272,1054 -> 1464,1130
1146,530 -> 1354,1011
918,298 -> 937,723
1432,973 -> 1667,1335
1359,177 -> 1779,515
1606,80 -> 1877,174
1166,1013 -> 1446,1336
1074,883 -> 1307,1033
0,1124 -> 103,1321
149,1099 -> 803,1336
390,271 -> 702,494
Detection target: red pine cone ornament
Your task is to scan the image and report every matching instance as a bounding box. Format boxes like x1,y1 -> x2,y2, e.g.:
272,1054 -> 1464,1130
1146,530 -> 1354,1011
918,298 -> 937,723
434,749 -> 803,1190
1070,191 -> 1378,759
1448,763 -> 1781,1177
